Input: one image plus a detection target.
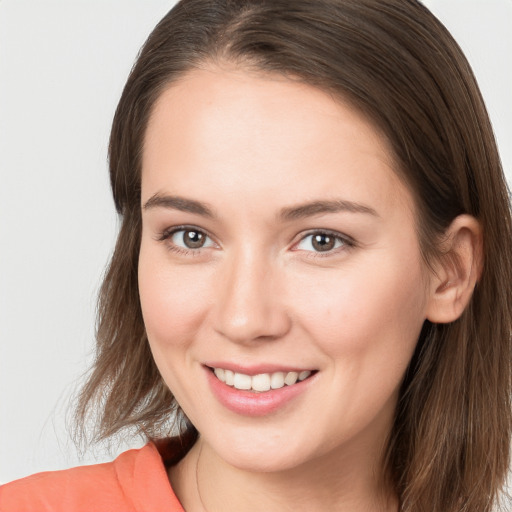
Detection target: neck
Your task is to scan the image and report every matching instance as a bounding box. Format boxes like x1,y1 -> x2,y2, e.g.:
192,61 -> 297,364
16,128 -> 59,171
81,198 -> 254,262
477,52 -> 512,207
169,436 -> 398,512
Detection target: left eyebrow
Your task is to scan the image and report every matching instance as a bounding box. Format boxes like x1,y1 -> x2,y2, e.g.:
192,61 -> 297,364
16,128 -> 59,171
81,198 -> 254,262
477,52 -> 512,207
278,199 -> 379,221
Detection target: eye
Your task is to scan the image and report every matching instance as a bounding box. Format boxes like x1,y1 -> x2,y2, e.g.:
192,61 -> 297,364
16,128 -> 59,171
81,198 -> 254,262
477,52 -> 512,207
294,231 -> 352,253
158,226 -> 217,253
173,229 -> 212,249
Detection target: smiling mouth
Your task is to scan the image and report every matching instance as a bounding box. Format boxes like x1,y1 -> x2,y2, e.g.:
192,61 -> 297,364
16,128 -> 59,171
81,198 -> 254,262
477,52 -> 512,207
209,367 -> 315,392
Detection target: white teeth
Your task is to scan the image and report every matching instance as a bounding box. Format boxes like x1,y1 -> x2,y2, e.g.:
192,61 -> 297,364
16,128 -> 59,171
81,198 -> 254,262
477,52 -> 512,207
252,373 -> 271,392
298,370 -> 311,381
270,372 -> 285,389
214,368 -> 225,382
212,368 -> 312,392
225,369 -> 235,386
233,373 -> 252,390
284,371 -> 298,386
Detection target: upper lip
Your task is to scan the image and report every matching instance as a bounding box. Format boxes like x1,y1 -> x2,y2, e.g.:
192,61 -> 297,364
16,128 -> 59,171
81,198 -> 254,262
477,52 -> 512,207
204,362 -> 315,376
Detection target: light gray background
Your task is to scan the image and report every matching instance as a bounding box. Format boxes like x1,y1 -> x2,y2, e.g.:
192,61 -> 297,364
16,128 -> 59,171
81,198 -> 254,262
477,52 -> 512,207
1,0 -> 511,485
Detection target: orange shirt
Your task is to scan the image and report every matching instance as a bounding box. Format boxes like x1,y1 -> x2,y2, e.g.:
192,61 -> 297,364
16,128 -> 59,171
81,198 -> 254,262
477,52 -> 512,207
0,441 -> 185,511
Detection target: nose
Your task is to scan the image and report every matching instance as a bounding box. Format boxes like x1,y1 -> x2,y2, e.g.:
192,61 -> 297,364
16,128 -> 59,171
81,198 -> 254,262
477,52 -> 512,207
212,250 -> 291,344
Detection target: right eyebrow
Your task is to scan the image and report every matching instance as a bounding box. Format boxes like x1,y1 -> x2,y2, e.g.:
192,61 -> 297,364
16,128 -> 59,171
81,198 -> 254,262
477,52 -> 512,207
142,194 -> 215,218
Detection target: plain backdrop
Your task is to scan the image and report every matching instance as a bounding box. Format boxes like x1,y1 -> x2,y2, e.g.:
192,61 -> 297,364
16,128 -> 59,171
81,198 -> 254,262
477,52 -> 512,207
1,0 -> 511,484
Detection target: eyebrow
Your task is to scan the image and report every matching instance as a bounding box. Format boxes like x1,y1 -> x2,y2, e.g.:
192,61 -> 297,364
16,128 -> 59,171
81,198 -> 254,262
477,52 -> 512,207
278,199 -> 379,221
142,194 -> 378,220
143,194 -> 215,217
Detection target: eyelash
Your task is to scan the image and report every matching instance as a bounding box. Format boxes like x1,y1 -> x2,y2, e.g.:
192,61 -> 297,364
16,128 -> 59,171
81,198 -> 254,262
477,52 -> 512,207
294,229 -> 355,258
156,225 -> 216,257
156,225 -> 355,258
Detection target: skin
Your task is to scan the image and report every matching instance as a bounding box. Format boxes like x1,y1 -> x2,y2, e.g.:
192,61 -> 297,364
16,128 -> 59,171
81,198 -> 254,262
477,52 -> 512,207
138,65 -> 481,511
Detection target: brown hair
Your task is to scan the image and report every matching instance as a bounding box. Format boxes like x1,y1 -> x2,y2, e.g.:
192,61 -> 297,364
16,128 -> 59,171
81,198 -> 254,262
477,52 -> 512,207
75,1 -> 512,510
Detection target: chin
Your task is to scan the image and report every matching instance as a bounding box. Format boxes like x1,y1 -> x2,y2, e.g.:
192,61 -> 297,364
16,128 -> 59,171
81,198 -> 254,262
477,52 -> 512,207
201,426 -> 322,473
222,447 -> 307,473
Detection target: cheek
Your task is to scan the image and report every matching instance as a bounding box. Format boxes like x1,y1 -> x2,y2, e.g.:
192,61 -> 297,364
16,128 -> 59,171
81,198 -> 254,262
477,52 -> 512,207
288,252 -> 428,360
138,247 -> 213,349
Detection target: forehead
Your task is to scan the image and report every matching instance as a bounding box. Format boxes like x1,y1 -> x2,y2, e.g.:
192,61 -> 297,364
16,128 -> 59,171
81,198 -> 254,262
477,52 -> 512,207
141,66 -> 414,220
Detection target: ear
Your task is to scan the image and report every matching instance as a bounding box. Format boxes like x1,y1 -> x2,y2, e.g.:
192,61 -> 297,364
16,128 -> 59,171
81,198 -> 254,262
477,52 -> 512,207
426,215 -> 483,324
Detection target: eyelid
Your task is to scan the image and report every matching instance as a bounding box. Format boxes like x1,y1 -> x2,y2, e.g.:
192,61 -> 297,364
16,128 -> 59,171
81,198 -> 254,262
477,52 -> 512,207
156,224 -> 219,253
291,229 -> 355,255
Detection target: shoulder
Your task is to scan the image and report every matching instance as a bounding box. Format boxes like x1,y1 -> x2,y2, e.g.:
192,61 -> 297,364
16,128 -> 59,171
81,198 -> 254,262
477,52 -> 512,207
0,458 -> 123,511
0,441 -> 185,512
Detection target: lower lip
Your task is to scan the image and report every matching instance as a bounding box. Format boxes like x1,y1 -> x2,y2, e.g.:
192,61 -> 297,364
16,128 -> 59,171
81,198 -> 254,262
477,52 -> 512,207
205,368 -> 315,417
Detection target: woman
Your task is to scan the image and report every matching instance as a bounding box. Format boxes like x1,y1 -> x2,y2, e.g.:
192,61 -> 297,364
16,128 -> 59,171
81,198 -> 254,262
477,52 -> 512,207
1,0 -> 511,511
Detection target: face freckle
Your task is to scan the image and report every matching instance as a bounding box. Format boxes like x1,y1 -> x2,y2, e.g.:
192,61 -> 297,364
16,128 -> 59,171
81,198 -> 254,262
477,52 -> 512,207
138,65 -> 432,475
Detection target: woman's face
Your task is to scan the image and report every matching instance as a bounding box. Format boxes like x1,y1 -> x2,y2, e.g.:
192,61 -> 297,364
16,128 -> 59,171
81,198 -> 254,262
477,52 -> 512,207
139,67 -> 432,473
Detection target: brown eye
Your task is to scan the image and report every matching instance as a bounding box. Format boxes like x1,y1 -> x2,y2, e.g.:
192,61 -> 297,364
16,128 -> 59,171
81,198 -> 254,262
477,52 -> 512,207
295,231 -> 350,254
164,227 -> 215,252
311,234 -> 336,252
182,230 -> 206,249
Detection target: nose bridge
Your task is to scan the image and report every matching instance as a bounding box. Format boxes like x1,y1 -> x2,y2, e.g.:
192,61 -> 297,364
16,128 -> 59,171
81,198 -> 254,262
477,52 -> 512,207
213,245 -> 290,343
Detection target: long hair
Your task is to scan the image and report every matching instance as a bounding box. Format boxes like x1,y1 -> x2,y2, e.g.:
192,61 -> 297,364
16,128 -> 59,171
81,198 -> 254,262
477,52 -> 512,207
75,1 -> 512,510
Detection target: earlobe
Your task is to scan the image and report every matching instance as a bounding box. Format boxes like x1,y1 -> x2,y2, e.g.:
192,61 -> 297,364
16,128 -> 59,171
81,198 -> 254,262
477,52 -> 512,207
426,215 -> 483,324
